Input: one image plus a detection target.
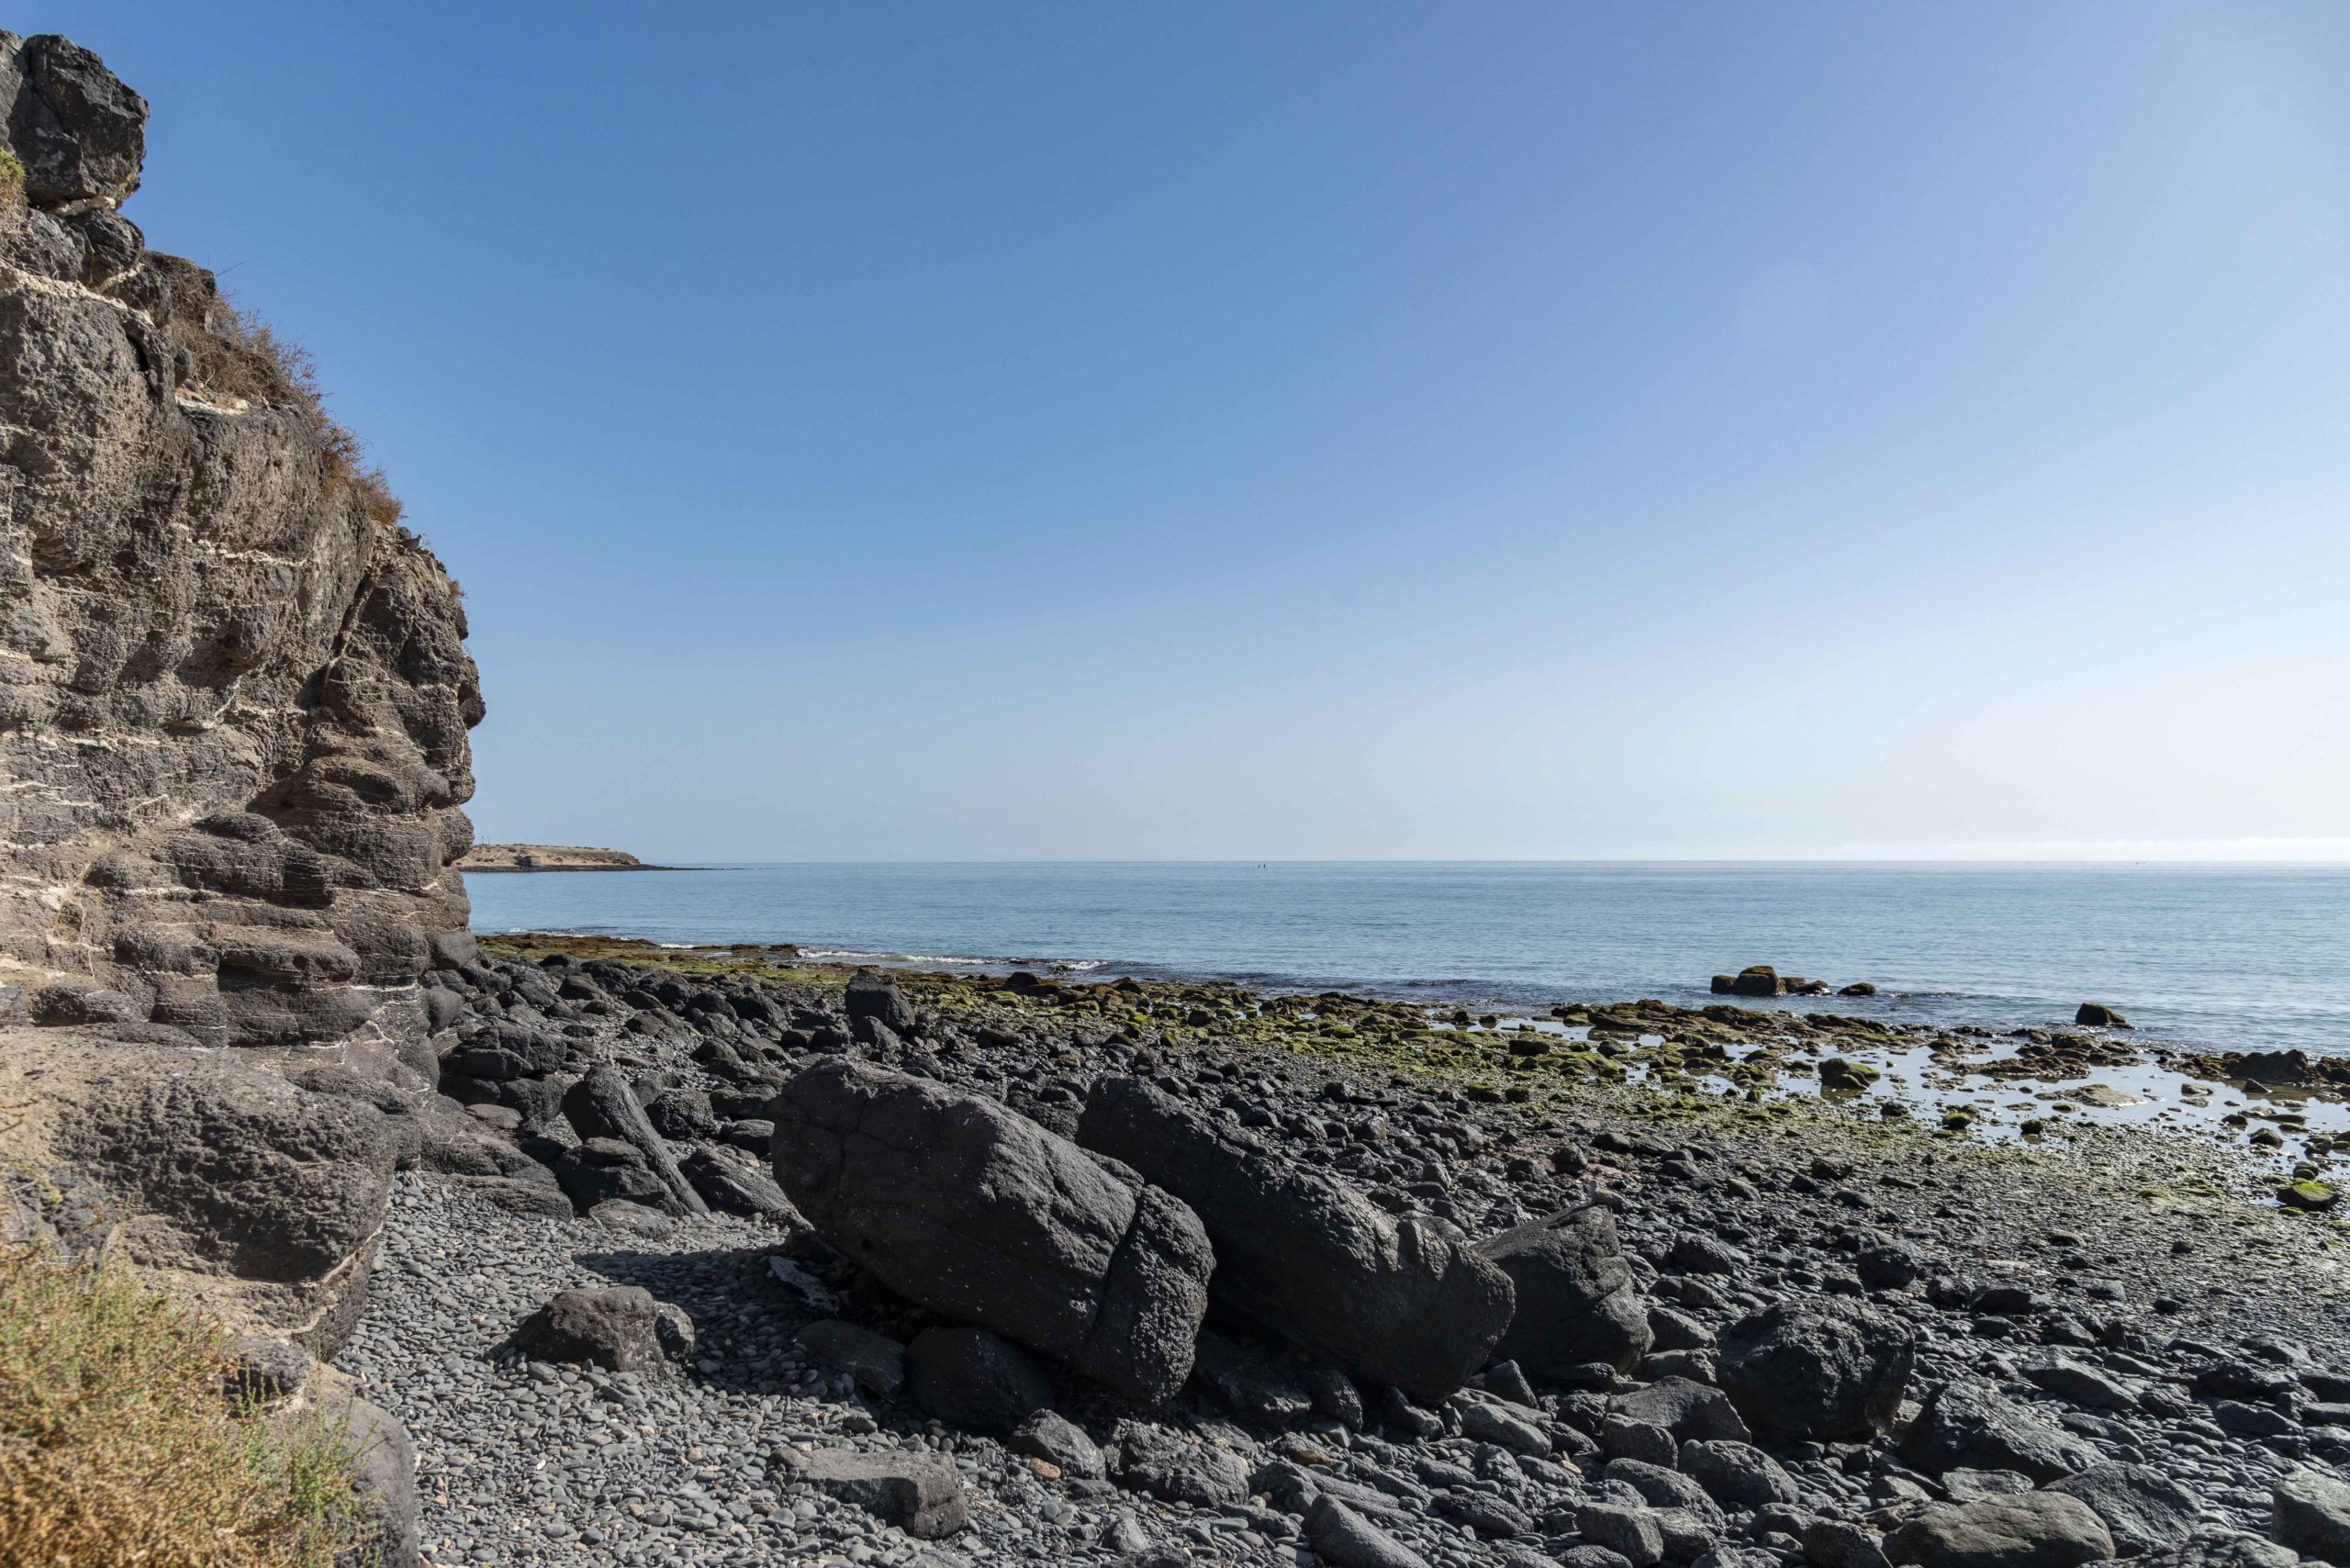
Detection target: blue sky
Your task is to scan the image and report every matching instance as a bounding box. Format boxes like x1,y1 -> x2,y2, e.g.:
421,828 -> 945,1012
39,3 -> 2350,858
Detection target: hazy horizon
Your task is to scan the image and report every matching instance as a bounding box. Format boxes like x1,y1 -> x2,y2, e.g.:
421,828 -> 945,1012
477,848 -> 2350,867
55,2 -> 2350,860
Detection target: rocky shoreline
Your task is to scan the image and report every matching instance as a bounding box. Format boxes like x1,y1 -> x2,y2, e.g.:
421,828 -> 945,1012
339,933 -> 2350,1568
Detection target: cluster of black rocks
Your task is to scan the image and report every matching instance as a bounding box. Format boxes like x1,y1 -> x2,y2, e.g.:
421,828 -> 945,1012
1708,967 -> 1877,1001
367,946 -> 2350,1568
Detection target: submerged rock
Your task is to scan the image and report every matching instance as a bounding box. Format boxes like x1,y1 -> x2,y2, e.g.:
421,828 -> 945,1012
1819,1058 -> 1883,1091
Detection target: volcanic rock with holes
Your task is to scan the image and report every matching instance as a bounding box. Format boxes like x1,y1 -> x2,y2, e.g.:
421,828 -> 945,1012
0,30 -> 479,1350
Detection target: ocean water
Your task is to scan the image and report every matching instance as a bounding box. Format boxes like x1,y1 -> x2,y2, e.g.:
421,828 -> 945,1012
464,862 -> 2350,1057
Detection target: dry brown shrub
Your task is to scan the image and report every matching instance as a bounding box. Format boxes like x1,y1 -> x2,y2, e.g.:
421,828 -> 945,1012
162,282 -> 405,527
0,1243 -> 375,1567
172,296 -> 311,409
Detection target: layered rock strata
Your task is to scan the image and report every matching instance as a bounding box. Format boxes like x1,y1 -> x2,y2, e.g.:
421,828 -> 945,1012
0,31 -> 480,1351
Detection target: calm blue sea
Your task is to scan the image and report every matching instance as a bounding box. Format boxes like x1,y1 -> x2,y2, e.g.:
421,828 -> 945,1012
464,863 -> 2350,1056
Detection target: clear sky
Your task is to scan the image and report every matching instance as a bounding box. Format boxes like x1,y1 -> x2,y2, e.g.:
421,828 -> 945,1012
39,3 -> 2350,860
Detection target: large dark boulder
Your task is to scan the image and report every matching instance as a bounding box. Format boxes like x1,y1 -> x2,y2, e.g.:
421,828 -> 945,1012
51,1050 -> 396,1289
2048,1462 -> 2201,1557
1009,1410 -> 1106,1479
1113,1421 -> 1249,1507
1886,1493 -> 2113,1568
444,1020 -> 565,1081
796,1319 -> 906,1399
1191,1331 -> 1315,1428
2232,1051 -> 2309,1087
338,1394 -> 420,1568
563,1065 -> 707,1217
1479,1204 -> 1651,1377
553,1137 -> 669,1213
646,1088 -> 722,1140
1079,1075 -> 1513,1403
1610,1376 -> 1750,1443
1306,1494 -> 1434,1568
845,969 -> 916,1034
1718,1298 -> 1913,1442
2138,1536 -> 2297,1568
770,1059 -> 1211,1404
0,33 -> 147,209
1679,1439 -> 1800,1507
28,1045 -> 399,1353
2273,1469 -> 2350,1567
1899,1381 -> 2099,1483
413,1096 -> 529,1183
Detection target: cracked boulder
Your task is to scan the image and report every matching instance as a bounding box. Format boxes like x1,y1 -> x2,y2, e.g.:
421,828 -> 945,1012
1079,1074 -> 1514,1403
562,1066 -> 707,1217
1479,1202 -> 1653,1377
770,1058 -> 1212,1405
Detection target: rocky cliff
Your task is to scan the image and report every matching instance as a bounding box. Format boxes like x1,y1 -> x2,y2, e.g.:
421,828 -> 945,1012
0,32 -> 482,1351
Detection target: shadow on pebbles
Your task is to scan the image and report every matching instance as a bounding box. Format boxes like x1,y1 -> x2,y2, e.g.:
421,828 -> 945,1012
341,1174 -> 1160,1567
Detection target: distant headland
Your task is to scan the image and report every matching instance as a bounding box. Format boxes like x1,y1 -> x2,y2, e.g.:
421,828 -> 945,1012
456,844 -> 680,872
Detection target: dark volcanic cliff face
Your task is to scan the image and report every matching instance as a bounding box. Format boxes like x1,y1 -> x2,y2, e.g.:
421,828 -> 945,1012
0,33 -> 484,1352
0,31 -> 482,1069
